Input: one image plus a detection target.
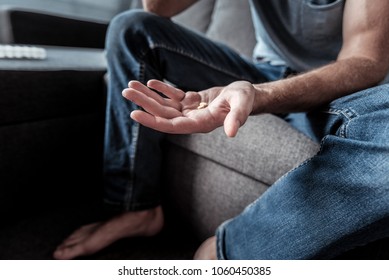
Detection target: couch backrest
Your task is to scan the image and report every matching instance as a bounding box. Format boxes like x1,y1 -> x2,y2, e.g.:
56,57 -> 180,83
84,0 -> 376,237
175,0 -> 256,58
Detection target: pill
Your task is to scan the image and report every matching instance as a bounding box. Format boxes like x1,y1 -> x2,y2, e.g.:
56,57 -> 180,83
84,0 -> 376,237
197,102 -> 208,109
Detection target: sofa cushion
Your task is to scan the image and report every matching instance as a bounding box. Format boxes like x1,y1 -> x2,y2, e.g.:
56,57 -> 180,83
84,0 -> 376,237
163,143 -> 269,239
206,0 -> 256,58
165,114 -> 320,239
173,0 -> 216,34
173,0 -> 256,58
168,114 -> 320,187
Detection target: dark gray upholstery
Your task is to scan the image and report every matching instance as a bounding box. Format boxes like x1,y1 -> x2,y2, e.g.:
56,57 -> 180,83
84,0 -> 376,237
164,114 -> 320,240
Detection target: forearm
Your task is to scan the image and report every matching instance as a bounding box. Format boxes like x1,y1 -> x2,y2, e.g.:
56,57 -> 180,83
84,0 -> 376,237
142,0 -> 198,17
252,56 -> 388,114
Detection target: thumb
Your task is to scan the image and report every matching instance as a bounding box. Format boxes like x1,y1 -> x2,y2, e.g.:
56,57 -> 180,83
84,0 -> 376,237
223,96 -> 251,137
223,110 -> 243,138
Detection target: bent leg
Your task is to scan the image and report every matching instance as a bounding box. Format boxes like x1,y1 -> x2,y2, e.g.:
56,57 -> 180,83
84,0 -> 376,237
103,10 -> 268,212
217,84 -> 389,259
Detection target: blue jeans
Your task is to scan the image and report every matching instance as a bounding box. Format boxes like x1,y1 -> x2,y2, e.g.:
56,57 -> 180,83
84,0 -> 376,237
217,86 -> 389,259
104,10 -> 389,259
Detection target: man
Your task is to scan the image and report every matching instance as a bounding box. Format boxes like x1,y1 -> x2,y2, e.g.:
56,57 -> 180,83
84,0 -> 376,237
54,0 -> 389,259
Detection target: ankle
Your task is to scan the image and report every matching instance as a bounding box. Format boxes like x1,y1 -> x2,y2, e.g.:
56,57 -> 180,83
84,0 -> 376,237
143,206 -> 164,236
117,206 -> 164,237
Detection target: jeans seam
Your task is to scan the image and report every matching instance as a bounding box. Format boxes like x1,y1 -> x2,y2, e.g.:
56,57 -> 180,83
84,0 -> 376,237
123,59 -> 145,211
261,147 -> 321,197
142,43 -> 251,81
321,107 -> 359,138
257,132 -> 338,194
138,60 -> 147,84
216,220 -> 231,260
125,119 -> 140,211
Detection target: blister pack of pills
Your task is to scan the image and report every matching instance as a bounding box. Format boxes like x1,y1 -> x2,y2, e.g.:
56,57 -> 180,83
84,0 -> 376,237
0,44 -> 47,60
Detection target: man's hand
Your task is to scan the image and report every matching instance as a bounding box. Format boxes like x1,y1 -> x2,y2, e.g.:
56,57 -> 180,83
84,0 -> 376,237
123,79 -> 256,137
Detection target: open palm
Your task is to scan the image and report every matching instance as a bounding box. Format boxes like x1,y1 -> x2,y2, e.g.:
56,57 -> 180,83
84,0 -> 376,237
123,79 -> 255,137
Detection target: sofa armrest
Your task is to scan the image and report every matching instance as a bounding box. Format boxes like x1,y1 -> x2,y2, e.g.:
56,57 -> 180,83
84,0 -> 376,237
164,114 -> 320,239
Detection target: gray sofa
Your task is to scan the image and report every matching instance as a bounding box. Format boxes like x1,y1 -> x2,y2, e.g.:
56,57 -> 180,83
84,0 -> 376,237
5,0 -> 385,259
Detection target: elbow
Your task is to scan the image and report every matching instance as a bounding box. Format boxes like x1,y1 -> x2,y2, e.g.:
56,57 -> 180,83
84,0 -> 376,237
338,45 -> 389,85
363,63 -> 389,87
143,3 -> 174,17
341,55 -> 389,86
143,4 -> 158,14
367,58 -> 389,85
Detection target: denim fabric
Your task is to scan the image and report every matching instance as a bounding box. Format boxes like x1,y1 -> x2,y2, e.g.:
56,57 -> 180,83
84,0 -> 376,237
103,10 -> 271,212
217,85 -> 389,259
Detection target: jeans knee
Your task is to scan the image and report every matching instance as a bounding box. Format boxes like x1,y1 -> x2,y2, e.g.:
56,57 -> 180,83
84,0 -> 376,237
105,10 -> 163,59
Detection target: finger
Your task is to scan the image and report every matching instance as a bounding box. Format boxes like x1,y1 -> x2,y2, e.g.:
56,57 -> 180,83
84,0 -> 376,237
128,80 -> 166,104
123,88 -> 183,119
129,80 -> 183,111
131,110 -> 181,134
223,98 -> 250,138
224,112 -> 241,138
53,244 -> 89,260
147,79 -> 185,101
131,110 -> 204,135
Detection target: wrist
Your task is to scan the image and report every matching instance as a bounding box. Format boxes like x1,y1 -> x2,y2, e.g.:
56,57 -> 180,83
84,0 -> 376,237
251,83 -> 273,115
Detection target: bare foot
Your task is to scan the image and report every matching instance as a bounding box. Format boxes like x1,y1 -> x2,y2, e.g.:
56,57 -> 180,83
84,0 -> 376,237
193,236 -> 217,260
53,206 -> 164,260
